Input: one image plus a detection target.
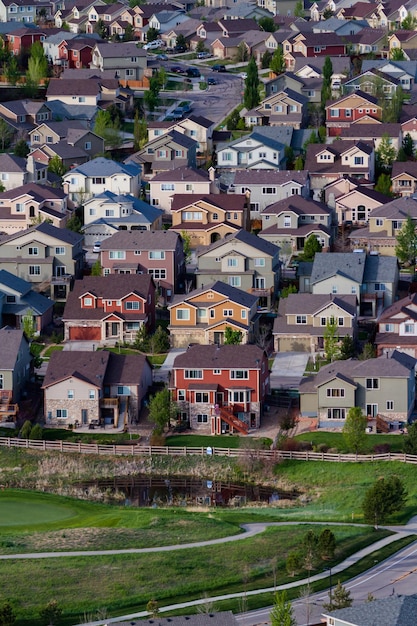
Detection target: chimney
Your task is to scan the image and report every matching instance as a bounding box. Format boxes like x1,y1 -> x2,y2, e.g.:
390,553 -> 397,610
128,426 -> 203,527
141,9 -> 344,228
208,166 -> 215,183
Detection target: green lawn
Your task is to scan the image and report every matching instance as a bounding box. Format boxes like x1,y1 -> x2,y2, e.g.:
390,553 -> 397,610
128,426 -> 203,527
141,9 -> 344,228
43,345 -> 64,357
0,492 -> 78,527
165,434 -> 242,448
295,431 -> 406,454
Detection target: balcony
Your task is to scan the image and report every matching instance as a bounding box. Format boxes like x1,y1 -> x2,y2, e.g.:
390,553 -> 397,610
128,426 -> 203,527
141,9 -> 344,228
51,274 -> 73,285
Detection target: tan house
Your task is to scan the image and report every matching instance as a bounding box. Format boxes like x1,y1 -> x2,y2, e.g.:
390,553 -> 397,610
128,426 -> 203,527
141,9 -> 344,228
170,194 -> 249,248
243,89 -> 308,129
273,293 -> 357,353
0,328 -> 31,424
0,183 -> 68,234
391,161 -> 417,197
147,115 -> 215,154
149,166 -> 213,213
168,280 -> 259,348
28,120 -> 104,158
389,31 -> 417,54
331,185 -> 391,225
376,292 -> 417,358
43,350 -> 152,428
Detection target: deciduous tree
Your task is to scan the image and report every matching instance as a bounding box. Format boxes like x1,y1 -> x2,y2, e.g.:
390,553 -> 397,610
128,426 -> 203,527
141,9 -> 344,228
339,335 -> 355,360
324,319 -> 339,363
40,600 -> 62,626
302,234 -> 322,261
343,406 -> 367,453
148,388 -> 177,434
14,138 -> 29,158
403,421 -> 417,454
0,601 -> 16,626
258,16 -> 276,32
270,45 -> 285,75
376,133 -> 397,171
224,326 -> 243,345
395,214 -> 417,273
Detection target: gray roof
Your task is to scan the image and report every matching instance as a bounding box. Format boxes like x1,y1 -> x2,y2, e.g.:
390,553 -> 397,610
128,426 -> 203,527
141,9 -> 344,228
46,101 -> 98,123
0,154 -> 26,173
83,191 -> 162,225
100,229 -> 180,251
94,41 -> 146,59
363,254 -> 398,283
198,229 -> 279,258
68,157 -> 140,178
0,328 -> 27,370
173,344 -> 265,370
310,252 -> 367,285
369,196 -> 417,219
169,280 -> 258,309
362,59 -> 417,79
279,293 -> 357,317
0,269 -> 31,295
323,593 -> 417,626
0,222 -> 83,246
231,169 -> 308,186
116,612 -> 238,626
43,351 -> 111,389
150,166 -> 210,183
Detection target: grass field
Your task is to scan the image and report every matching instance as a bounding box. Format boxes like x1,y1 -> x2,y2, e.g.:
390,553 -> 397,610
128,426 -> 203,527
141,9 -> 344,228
295,431 -> 406,454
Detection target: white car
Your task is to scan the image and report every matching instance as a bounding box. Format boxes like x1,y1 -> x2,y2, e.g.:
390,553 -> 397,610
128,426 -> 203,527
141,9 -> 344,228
93,241 -> 101,253
143,39 -> 164,50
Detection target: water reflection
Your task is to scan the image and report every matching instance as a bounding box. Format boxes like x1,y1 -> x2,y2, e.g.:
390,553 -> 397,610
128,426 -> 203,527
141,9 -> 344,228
82,476 -> 299,507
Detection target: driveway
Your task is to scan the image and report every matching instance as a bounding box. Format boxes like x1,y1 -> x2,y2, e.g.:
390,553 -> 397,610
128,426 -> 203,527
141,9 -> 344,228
270,352 -> 309,390
153,347 -> 186,383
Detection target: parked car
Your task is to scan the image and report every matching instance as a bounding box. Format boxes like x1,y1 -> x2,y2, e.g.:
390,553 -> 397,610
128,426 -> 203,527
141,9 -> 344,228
212,64 -> 227,72
186,67 -> 200,78
143,39 -> 164,50
170,65 -> 185,73
93,241 -> 101,253
207,77 -> 217,85
157,53 -> 168,61
197,51 -> 211,59
174,44 -> 187,53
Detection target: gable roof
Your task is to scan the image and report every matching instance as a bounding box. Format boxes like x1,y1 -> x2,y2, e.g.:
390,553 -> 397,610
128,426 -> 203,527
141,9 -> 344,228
170,280 -> 257,309
231,169 -> 308,186
0,153 -> 26,173
0,328 -> 27,370
323,593 -> 417,626
42,350 -> 110,388
65,157 -> 140,178
150,166 -> 210,183
261,196 -> 329,216
99,229 -> 180,251
0,222 -> 83,246
173,343 -> 265,369
310,252 -> 367,285
170,193 -> 246,213
197,229 -> 279,258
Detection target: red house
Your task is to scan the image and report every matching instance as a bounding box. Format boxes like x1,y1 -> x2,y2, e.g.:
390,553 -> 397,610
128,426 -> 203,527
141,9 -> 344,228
63,274 -> 155,343
67,38 -> 95,69
325,91 -> 383,137
283,32 -> 347,58
171,344 -> 269,435
6,27 -> 47,56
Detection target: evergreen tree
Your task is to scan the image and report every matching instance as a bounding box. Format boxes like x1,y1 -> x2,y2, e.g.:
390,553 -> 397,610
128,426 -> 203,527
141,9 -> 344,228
133,109 -> 147,150
123,23 -> 135,41
395,214 -> 417,273
323,581 -> 352,612
362,476 -> 407,527
294,155 -> 304,170
302,234 -> 322,261
374,172 -> 392,196
40,600 -> 62,626
261,50 -> 272,69
243,56 -> 260,110
91,259 -> 102,276
0,118 -> 13,151
376,133 -> 397,170
359,342 -> 376,360
401,11 -> 417,28
149,325 -> 170,353
14,138 -> 29,158
321,57 -> 333,110
66,212 -> 83,233
270,45 -> 285,75
339,335 -> 355,360
402,132 -> 414,157
258,16 -> 277,32
29,424 -> 43,440
403,421 -> 417,454
0,601 -> 16,626
224,326 -> 243,345
20,420 -> 32,439
270,591 -> 296,626
343,406 -> 367,453
147,27 -> 160,42
26,41 -> 48,89
286,551 -> 302,577
5,55 -> 19,86
294,0 -> 304,17
318,529 -> 336,560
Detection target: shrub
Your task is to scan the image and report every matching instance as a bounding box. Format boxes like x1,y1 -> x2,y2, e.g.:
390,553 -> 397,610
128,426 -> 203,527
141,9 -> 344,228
20,420 -> 32,439
150,431 -> 166,446
315,443 -> 329,453
279,438 -> 302,451
373,443 -> 391,454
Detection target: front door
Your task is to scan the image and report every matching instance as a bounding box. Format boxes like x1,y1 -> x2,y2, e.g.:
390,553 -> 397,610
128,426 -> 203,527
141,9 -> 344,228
111,322 -> 118,336
213,331 -> 223,345
81,409 -> 88,424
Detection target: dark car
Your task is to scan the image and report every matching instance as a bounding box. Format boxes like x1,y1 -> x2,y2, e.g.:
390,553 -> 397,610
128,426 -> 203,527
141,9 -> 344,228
174,44 -> 187,53
207,77 -> 217,85
170,65 -> 185,73
186,67 -> 201,78
212,64 -> 226,72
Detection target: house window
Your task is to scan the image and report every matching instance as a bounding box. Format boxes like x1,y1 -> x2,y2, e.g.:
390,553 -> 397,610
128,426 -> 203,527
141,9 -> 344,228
338,317 -> 344,326
197,414 -> 208,423
374,283 -> 386,291
55,247 -> 65,255
212,213 -> 218,220
161,183 -> 175,191
109,251 -> 126,259
321,317 -> 326,326
351,286 -> 357,294
241,310 -> 247,319
6,295 -> 15,303
230,390 -> 250,403
56,409 -> 68,418
92,177 -> 105,185
89,389 -> 95,400
15,203 -> 24,212
149,269 -> 166,279
28,247 -> 39,255
326,388 -> 345,397
327,408 -> 346,419
176,308 -> 190,320
0,374 -> 3,389
393,221 -> 403,230
183,212 -> 202,221
345,109 -> 352,117
366,378 -> 379,389
228,276 -> 241,287
262,187 -> 276,194
222,152 -> 233,161
230,370 -> 249,379
149,250 -> 165,259
178,389 -> 185,401
125,301 -> 140,310
354,156 -> 364,165
330,109 -> 339,117
386,400 -> 394,410
254,258 -> 265,266
105,209 -> 115,217
29,265 -> 40,275
125,69 -> 134,79
85,142 -> 91,150
223,309 -> 233,317
84,297 -> 93,306
296,315 -> 307,324
227,258 -> 238,267
195,392 -> 209,403
332,286 -> 338,294
284,215 -> 291,227
214,369 -> 221,374
134,250 -> 141,256
46,136 -> 53,143
385,324 -> 394,331
405,323 -> 414,334
185,369 -> 203,378
67,389 -> 74,399
32,134 -> 40,143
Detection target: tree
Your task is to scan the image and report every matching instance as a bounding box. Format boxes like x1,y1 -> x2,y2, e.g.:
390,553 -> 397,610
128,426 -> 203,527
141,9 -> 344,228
226,108 -> 241,131
133,109 -> 147,151
302,234 -> 322,261
294,155 -> 304,170
224,326 -> 243,345
180,230 -> 191,264
302,530 -> 319,577
318,529 -> 336,560
339,335 -> 355,360
359,342 -> 376,360
148,388 -> 177,433
280,284 -> 297,298
362,476 -> 407,528
23,309 -> 36,340
391,47 -> 406,61
343,406 -> 367,453
395,214 -> 417,273
5,55 -> 19,86
26,41 -> 48,91
176,34 -> 187,49
144,73 -> 161,112
196,40 -> 206,53
321,57 -> 333,110
376,133 -> 397,171
374,172 -> 392,196
149,325 -> 170,354
286,551 -> 302,577
40,600 -> 62,626
258,16 -> 276,32
403,421 -> 417,454
47,155 -> 68,177
0,118 -> 13,151
134,324 -> 149,351
91,259 -> 102,276
270,591 -> 296,626
20,420 -> 32,439
270,46 -> 285,75
402,132 -> 414,158
323,581 -> 352,611
294,0 -> 304,17
30,423 -> 43,440
243,56 -> 260,110
324,319 -> 339,363
147,28 -> 160,43
94,18 -> 108,39
146,600 -> 159,617
0,601 -> 16,626
401,11 -> 417,29
93,110 -> 121,149
123,23 -> 135,42
66,212 -> 83,233
235,41 -> 248,63
261,50 -> 272,69
14,138 -> 29,158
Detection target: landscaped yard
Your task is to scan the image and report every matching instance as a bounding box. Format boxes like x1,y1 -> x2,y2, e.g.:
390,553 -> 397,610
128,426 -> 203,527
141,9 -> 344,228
294,431 -> 406,454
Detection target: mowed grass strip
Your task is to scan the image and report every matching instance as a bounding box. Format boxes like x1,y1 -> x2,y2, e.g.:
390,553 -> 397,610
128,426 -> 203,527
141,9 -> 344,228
0,525 -> 383,626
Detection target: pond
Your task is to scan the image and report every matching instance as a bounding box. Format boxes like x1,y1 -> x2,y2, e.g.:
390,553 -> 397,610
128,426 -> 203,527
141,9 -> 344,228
80,475 -> 299,508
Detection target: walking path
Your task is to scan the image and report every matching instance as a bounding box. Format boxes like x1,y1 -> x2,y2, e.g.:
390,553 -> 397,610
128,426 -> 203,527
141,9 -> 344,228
3,518 -> 417,625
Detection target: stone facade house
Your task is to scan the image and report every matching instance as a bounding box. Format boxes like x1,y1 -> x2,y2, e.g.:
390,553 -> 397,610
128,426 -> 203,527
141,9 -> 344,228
170,344 -> 269,434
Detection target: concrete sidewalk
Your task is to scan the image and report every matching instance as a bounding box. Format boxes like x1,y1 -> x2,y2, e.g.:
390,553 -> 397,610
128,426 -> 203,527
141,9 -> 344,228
153,347 -> 186,383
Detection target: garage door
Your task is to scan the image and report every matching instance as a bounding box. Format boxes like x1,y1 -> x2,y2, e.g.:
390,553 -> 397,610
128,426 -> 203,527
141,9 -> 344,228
69,326 -> 101,340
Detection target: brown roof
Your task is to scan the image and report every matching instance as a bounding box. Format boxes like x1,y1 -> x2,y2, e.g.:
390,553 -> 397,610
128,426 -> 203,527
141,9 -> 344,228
171,194 -> 246,212
150,166 -> 210,183
261,196 -> 329,216
100,229 -> 180,251
104,352 -> 150,385
173,344 -> 265,369
42,350 -> 110,388
392,161 -> 417,179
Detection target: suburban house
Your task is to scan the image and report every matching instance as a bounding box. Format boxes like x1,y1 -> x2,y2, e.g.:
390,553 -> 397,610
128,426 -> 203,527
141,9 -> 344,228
195,230 -> 280,310
243,88 -> 308,129
292,56 -> 351,89
299,350 -> 416,427
259,196 -> 335,255
98,229 -> 185,303
389,30 -> 417,54
85,2 -> 125,34
325,91 -> 383,137
0,0 -> 52,22
170,193 -> 250,248
322,594 -> 417,626
0,269 -> 53,333
341,69 -> 401,98
28,120 -> 104,158
0,222 -> 84,301
304,140 -> 375,201
148,166 -> 213,213
324,181 -> 391,225
337,123 -> 402,153
282,31 -> 347,59
0,327 -> 31,424
0,183 -> 69,233
168,281 -> 259,348
5,26 -> 47,55
0,99 -> 52,130
127,131 -> 198,178
263,72 -> 323,106
82,192 -> 163,246
170,344 -> 269,434
375,292 -> 417,358
42,350 -> 152,428
62,158 -> 141,206
299,251 -> 399,316
222,169 -> 310,220
361,59 -> 417,91
216,127 -> 287,171
348,196 -> 417,256
89,41 -> 148,87
148,115 -> 215,155
0,154 -> 46,191
391,161 -> 417,197
273,293 -> 357,353
62,274 -> 156,343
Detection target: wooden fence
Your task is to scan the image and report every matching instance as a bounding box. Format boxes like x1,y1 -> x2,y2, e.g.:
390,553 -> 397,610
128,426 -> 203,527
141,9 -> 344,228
1,436 -> 417,464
